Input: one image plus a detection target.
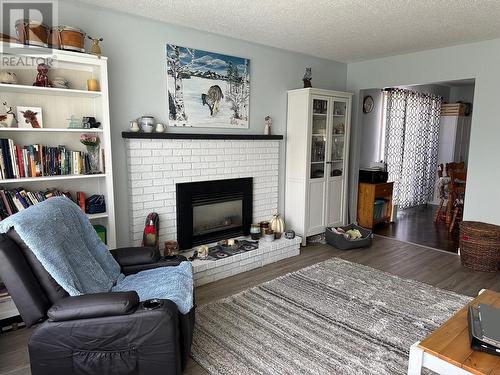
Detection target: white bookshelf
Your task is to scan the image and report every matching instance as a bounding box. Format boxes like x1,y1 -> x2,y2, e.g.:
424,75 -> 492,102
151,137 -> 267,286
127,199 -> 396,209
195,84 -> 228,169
0,47 -> 116,250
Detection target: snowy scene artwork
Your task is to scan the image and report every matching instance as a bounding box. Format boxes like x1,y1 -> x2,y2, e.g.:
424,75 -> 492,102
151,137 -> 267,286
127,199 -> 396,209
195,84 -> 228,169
167,44 -> 250,128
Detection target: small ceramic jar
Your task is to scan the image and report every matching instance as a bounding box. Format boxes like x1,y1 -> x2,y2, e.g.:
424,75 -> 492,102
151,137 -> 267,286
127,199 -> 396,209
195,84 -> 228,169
130,121 -> 140,132
260,221 -> 270,236
264,229 -> 275,242
285,230 -> 296,239
139,116 -> 155,132
250,224 -> 261,240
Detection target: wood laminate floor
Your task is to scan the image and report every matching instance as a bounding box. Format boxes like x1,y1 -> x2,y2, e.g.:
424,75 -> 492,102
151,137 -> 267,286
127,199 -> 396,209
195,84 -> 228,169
373,204 -> 460,253
2,236 -> 499,375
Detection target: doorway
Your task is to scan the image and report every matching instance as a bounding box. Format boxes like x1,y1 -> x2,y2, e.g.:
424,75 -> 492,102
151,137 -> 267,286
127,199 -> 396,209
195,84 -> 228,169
358,79 -> 475,252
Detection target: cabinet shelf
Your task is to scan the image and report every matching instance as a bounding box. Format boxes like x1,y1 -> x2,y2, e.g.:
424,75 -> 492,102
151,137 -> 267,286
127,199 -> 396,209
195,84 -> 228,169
0,128 -> 103,133
0,83 -> 101,98
0,174 -> 106,184
87,212 -> 108,220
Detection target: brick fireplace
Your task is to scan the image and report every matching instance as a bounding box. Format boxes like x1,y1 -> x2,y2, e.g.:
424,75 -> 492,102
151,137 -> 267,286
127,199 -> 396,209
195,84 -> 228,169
123,133 -> 282,247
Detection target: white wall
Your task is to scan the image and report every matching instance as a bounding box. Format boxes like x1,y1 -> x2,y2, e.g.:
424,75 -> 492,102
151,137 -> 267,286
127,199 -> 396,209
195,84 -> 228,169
449,84 -> 475,104
59,1 -> 347,246
359,89 -> 384,168
347,38 -> 500,226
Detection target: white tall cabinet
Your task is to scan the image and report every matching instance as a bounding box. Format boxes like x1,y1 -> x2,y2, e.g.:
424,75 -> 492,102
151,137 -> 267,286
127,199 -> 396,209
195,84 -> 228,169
285,88 -> 352,245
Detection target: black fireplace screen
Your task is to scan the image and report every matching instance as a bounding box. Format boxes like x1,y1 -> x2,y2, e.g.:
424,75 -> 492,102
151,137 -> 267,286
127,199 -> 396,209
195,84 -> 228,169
176,177 -> 253,250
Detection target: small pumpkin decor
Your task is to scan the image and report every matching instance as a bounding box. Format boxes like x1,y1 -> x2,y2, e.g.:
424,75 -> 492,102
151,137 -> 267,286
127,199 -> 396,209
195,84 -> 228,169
270,213 -> 285,239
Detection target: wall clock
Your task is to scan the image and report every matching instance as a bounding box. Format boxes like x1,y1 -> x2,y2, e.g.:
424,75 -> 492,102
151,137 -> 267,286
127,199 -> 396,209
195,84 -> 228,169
363,95 -> 374,113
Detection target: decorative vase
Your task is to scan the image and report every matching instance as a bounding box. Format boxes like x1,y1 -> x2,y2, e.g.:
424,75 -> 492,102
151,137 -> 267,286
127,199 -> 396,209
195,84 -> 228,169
250,224 -> 261,240
270,213 -> 285,238
86,145 -> 100,174
259,221 -> 270,236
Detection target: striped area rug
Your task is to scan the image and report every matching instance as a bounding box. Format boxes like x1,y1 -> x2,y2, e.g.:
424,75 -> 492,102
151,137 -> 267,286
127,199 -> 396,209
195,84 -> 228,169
192,258 -> 471,374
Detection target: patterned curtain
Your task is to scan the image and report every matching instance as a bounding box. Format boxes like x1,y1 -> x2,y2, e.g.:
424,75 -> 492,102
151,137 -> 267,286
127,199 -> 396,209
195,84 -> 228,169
384,88 -> 442,209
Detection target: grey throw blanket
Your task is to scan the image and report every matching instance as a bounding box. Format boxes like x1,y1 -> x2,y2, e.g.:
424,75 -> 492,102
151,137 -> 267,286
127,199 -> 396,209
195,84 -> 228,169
0,197 -> 123,295
0,196 -> 194,314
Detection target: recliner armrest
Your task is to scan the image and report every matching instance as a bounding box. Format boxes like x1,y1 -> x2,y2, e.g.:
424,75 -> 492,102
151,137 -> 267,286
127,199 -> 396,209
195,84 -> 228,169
47,291 -> 139,322
120,255 -> 188,275
111,246 -> 160,266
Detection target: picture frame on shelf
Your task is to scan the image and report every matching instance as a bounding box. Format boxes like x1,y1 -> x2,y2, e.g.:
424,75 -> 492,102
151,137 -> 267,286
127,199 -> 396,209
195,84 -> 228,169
16,106 -> 43,128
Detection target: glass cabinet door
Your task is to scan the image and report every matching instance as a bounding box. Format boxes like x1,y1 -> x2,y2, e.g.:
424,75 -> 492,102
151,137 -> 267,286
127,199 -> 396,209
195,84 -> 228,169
311,98 -> 328,179
329,100 -> 347,177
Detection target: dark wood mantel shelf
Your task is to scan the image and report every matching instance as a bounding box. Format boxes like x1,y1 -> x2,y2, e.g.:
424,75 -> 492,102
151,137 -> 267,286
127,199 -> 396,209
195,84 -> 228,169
122,132 -> 283,140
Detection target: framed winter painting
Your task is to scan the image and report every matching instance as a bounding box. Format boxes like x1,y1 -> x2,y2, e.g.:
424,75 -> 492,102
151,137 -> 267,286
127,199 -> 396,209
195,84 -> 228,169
166,44 -> 250,128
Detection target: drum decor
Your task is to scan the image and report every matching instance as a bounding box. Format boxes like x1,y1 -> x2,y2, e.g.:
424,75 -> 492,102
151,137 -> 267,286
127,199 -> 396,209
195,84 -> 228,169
15,19 -> 49,47
50,26 -> 86,52
14,20 -> 86,53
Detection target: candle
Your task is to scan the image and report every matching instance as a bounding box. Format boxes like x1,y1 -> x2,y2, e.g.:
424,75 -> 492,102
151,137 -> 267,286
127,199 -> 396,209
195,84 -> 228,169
87,79 -> 100,91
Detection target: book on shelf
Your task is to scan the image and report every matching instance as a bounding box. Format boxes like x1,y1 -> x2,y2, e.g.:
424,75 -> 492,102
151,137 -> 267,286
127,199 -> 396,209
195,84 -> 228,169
0,138 -> 98,179
0,188 -> 75,220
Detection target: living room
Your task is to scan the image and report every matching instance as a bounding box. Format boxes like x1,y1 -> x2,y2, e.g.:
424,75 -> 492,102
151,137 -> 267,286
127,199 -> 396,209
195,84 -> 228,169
1,1 -> 500,374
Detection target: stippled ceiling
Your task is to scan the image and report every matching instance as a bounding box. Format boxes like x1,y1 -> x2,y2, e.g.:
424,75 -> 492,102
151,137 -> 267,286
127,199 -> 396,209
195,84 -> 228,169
78,0 -> 500,62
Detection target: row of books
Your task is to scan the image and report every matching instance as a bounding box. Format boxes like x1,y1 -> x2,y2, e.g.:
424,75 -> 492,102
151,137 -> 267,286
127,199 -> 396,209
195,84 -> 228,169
0,138 -> 97,179
0,188 -> 76,220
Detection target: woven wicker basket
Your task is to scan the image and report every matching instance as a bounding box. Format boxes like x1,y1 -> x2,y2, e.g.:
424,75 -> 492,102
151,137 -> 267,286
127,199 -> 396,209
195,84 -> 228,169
460,221 -> 500,272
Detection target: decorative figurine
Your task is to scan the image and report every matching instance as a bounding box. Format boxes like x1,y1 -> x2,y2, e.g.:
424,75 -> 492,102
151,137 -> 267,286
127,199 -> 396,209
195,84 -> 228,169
303,67 -> 312,88
33,63 -> 51,87
0,101 -> 17,128
0,71 -> 18,84
196,245 -> 209,259
68,115 -> 82,129
270,213 -> 285,239
164,240 -> 179,257
82,116 -> 101,129
264,115 -> 272,135
155,123 -> 165,133
130,121 -> 140,132
88,36 -> 103,58
51,76 -> 70,89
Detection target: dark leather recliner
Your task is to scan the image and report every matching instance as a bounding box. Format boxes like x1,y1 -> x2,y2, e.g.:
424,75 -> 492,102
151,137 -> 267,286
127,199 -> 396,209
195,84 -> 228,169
0,230 -> 195,375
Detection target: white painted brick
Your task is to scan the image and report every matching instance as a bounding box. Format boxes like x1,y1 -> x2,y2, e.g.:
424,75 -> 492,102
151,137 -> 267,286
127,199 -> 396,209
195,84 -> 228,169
172,163 -> 192,171
129,149 -> 151,157
125,138 -> 281,248
152,149 -> 173,156
183,169 -> 201,177
143,186 -> 163,195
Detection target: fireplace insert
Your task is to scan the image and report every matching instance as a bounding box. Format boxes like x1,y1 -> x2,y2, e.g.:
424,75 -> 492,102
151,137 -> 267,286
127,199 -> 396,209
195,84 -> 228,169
176,177 -> 253,250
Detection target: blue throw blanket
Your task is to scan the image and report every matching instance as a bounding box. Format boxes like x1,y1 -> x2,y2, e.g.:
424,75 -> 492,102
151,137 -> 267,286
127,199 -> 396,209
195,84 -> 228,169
0,197 -> 193,314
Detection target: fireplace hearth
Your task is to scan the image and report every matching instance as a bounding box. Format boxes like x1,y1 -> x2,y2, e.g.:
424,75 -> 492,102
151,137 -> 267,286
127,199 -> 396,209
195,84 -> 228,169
176,178 -> 253,250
